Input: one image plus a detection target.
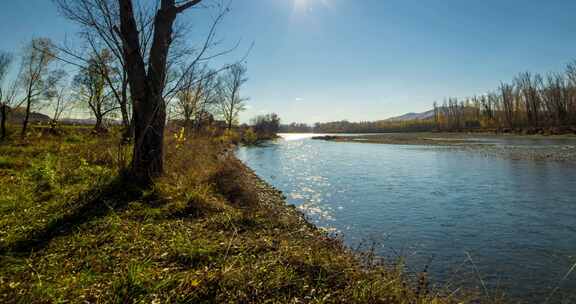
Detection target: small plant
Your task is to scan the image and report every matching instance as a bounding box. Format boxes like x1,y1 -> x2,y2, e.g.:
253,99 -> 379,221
28,154 -> 58,193
218,129 -> 241,145
241,128 -> 258,145
64,134 -> 83,144
173,127 -> 186,150
0,156 -> 12,169
111,264 -> 148,304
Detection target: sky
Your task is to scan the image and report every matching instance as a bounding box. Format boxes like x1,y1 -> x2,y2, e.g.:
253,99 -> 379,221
1,0 -> 576,124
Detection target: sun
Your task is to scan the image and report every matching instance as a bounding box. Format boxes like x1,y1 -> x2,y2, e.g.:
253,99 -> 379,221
293,0 -> 331,13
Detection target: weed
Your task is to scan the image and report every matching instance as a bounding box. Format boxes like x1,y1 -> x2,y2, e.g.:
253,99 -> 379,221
28,154 -> 58,193
0,156 -> 12,169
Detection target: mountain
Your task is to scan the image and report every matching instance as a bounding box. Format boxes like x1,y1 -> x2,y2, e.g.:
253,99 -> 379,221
1,107 -> 51,123
385,109 -> 435,121
60,118 -> 97,125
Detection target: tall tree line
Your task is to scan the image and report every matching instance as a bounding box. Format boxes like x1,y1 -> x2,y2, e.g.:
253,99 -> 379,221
434,62 -> 576,132
313,120 -> 436,133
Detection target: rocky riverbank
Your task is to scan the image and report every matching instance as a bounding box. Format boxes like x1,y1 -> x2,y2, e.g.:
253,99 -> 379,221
312,133 -> 576,162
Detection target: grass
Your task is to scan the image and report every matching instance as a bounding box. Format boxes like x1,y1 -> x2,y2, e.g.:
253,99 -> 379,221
0,125 -> 499,303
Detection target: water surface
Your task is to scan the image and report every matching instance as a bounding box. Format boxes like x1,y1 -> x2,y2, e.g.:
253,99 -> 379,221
236,134 -> 576,302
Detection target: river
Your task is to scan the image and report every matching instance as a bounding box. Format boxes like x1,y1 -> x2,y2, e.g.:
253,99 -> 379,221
236,133 -> 576,302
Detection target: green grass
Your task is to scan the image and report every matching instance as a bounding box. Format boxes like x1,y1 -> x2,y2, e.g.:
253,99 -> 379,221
0,125 -> 498,303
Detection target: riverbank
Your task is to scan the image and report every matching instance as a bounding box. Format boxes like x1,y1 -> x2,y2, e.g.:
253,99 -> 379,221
0,129 -> 490,303
312,132 -> 576,162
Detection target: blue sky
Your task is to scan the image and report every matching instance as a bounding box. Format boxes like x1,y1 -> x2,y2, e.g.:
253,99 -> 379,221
1,0 -> 576,124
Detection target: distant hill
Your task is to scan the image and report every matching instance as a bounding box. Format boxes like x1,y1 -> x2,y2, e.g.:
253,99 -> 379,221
60,118 -> 97,125
385,109 -> 435,121
1,107 -> 51,124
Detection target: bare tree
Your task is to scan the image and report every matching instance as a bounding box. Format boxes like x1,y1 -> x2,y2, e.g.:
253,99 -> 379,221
41,70 -> 75,130
74,51 -> 119,131
500,83 -> 515,128
218,63 -> 248,130
19,38 -> 57,138
175,65 -> 205,127
566,62 -> 576,123
52,0 -> 147,134
55,0 -> 237,184
432,60 -> 576,132
0,52 -> 13,140
251,113 -> 280,138
432,101 -> 441,129
49,86 -> 75,129
174,65 -> 219,132
516,72 -> 543,127
194,70 -> 219,131
116,0 -> 219,184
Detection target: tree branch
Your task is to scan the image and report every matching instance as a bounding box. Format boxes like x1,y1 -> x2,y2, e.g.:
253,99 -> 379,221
175,0 -> 203,13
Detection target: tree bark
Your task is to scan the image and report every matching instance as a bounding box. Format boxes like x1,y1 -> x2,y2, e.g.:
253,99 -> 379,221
1,104 -> 7,140
119,0 -> 179,185
21,94 -> 32,138
94,115 -> 104,132
120,76 -> 132,140
118,0 -> 204,185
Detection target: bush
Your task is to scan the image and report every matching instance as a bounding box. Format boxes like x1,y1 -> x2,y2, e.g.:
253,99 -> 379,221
28,154 -> 58,193
0,156 -> 13,169
241,128 -> 258,145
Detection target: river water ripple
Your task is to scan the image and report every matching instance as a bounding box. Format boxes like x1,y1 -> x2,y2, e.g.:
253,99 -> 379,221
237,134 -> 576,302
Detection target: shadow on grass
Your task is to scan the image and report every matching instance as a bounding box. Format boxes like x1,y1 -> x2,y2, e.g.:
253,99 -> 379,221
0,176 -> 143,256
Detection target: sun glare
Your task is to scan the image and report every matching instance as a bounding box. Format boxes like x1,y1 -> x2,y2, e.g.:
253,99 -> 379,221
293,0 -> 331,14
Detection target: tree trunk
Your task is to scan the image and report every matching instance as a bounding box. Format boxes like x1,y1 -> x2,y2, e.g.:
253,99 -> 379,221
21,96 -> 32,138
227,107 -> 234,131
94,115 -> 104,132
119,0 -> 176,185
1,104 -> 7,140
132,94 -> 165,183
120,101 -> 129,129
120,77 -> 132,141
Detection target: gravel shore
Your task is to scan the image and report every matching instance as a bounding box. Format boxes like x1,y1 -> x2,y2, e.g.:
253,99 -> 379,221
312,133 -> 576,162
232,155 -> 318,229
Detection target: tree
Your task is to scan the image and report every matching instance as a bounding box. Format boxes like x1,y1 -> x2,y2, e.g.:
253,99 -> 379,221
0,52 -> 13,140
194,71 -> 219,132
56,0 -> 235,184
39,69 -> 70,130
49,86 -> 75,129
500,83 -> 515,128
116,0 -> 208,185
543,73 -> 570,126
218,63 -> 248,130
565,62 -> 576,123
174,66 -> 219,132
516,72 -> 543,127
74,51 -> 118,131
53,0 -> 142,135
19,38 -> 57,138
175,66 -> 205,127
251,113 -> 280,138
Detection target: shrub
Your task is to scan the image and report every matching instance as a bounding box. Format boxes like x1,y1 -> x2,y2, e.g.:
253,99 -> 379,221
241,128 -> 258,145
0,156 -> 13,169
28,154 -> 58,193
